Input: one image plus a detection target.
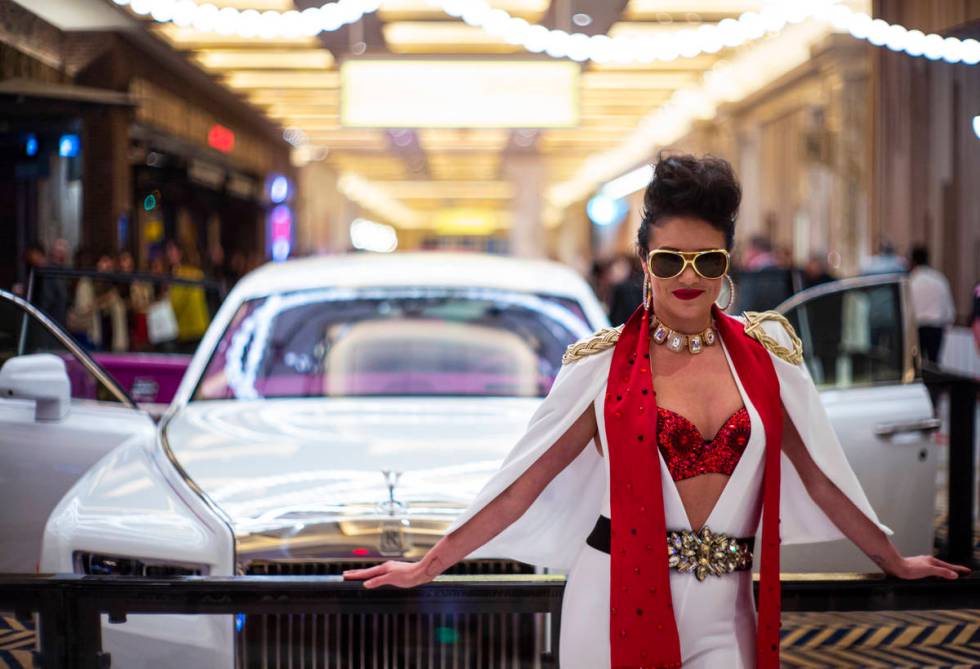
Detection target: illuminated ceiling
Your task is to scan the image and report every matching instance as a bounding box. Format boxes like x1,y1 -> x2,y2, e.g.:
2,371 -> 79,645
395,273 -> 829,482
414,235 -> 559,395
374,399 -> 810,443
122,0 -> 789,230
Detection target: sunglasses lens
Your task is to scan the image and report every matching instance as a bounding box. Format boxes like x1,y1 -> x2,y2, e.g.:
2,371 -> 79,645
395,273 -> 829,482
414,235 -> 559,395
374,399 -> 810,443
695,251 -> 728,278
650,252 -> 684,278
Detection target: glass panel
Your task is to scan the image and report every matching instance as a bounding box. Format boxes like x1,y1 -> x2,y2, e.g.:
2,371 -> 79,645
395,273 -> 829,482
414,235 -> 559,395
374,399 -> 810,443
785,283 -> 903,388
0,298 -> 23,370
20,310 -> 123,404
28,269 -> 224,405
194,288 -> 593,400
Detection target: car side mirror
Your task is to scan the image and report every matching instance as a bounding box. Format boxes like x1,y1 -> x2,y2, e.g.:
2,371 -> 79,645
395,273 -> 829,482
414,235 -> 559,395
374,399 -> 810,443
0,354 -> 71,421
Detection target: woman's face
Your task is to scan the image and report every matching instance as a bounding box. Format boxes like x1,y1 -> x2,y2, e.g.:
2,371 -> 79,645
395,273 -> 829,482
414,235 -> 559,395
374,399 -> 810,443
96,255 -> 115,273
118,253 -> 134,273
643,215 -> 727,324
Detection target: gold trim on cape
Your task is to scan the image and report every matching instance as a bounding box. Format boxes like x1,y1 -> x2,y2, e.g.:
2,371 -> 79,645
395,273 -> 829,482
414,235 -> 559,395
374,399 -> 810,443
561,325 -> 624,365
742,310 -> 804,365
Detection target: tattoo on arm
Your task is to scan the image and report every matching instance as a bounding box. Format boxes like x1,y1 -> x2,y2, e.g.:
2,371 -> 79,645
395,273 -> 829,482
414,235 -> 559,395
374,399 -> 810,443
424,556 -> 445,578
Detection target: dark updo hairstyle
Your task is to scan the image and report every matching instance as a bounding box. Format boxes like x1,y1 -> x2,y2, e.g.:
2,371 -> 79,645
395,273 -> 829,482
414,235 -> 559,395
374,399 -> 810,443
637,152 -> 741,255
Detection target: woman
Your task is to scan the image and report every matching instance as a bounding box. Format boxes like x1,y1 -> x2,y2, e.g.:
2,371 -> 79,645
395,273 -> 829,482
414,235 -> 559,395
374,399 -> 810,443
93,252 -> 128,352
344,154 -> 969,668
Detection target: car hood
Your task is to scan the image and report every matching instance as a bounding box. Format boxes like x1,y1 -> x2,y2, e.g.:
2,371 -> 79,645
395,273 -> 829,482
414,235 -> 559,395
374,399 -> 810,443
164,398 -> 540,561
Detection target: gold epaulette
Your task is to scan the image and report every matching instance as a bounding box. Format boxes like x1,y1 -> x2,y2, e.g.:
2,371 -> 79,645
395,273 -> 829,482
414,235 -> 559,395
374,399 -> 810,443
742,310 -> 804,365
562,325 -> 623,365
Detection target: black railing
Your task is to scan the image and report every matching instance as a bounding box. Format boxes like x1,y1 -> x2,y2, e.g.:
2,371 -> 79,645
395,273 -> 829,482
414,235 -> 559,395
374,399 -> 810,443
1,572 -> 978,669
922,363 -> 979,569
27,267 -> 227,295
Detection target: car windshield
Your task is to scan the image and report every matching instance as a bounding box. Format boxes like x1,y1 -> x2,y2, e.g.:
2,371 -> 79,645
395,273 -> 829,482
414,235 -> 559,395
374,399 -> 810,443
193,287 -> 594,400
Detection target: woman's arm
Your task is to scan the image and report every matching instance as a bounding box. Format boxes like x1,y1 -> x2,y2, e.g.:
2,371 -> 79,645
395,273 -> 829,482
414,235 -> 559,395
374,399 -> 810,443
780,406 -> 970,579
343,403 -> 598,588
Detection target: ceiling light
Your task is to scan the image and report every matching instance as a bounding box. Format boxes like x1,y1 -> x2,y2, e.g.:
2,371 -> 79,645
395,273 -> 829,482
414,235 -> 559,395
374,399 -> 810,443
572,13 -> 591,27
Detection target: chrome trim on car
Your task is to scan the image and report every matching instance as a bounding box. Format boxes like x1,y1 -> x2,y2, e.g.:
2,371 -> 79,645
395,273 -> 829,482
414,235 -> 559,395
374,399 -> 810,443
774,273 -> 907,312
157,418 -> 238,566
874,417 -> 942,437
0,289 -> 135,408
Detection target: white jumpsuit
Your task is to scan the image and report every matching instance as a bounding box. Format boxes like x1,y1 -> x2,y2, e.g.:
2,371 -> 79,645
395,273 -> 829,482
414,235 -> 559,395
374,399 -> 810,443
559,335 -> 765,669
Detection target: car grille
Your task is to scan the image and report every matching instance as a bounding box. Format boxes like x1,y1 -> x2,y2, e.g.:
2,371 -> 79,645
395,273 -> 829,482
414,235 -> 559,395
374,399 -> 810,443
238,560 -> 551,669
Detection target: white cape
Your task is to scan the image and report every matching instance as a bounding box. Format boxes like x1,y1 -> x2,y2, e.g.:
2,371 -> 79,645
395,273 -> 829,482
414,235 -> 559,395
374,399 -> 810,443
449,316 -> 892,570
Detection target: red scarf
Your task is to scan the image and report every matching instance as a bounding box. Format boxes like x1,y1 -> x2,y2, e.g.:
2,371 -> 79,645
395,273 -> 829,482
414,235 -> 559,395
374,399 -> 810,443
605,304 -> 782,668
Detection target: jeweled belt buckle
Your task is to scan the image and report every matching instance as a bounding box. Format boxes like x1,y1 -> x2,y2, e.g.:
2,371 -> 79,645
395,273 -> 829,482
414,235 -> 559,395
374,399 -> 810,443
666,526 -> 753,581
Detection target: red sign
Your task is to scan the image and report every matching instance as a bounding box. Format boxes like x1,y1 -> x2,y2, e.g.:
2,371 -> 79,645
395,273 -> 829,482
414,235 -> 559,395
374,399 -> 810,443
208,124 -> 235,153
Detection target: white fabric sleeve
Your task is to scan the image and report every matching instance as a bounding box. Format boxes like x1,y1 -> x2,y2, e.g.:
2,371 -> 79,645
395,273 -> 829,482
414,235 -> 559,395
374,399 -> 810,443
759,318 -> 894,545
446,348 -> 613,570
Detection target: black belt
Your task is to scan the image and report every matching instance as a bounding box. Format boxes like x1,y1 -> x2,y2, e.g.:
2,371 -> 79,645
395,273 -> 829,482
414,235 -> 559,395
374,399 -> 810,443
586,516 -> 755,580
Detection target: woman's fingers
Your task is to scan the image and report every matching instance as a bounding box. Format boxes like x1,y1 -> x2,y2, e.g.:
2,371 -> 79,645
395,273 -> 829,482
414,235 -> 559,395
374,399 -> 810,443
343,562 -> 390,580
364,574 -> 391,589
929,557 -> 972,574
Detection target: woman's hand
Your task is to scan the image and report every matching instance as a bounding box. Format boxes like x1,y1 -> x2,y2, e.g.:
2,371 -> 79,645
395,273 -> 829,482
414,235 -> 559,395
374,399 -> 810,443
884,555 -> 972,580
342,561 -> 431,589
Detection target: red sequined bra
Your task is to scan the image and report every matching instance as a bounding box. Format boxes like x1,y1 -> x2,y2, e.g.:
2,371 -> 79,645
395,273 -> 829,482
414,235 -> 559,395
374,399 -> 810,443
657,406 -> 751,482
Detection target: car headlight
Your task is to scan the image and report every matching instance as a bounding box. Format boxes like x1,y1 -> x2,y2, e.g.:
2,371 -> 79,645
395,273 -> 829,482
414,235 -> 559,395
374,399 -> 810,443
74,551 -> 209,577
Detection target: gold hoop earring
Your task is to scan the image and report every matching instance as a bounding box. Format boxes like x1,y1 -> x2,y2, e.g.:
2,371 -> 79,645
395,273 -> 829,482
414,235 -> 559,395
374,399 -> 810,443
717,274 -> 735,311
642,274 -> 652,311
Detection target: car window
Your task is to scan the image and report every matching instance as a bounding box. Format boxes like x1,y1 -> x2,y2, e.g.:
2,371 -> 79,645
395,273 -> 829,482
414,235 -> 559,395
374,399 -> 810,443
784,282 -> 904,388
0,295 -> 123,404
194,287 -> 594,400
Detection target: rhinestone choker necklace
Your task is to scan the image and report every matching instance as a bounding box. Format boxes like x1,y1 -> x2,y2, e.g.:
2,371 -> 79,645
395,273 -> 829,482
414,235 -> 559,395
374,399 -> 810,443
651,315 -> 717,355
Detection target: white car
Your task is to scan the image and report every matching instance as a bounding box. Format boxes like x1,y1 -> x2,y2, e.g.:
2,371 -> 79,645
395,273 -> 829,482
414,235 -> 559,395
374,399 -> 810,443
0,255 -> 936,668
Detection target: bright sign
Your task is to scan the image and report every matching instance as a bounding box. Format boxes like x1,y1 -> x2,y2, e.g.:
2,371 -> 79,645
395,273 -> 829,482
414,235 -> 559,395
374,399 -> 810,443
58,134 -> 80,157
268,204 -> 293,262
208,124 -> 235,153
341,60 -> 580,128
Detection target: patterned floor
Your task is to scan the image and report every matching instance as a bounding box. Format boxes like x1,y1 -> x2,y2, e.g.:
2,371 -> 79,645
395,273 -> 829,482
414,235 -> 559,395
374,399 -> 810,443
0,615 -> 32,669
780,609 -> 980,668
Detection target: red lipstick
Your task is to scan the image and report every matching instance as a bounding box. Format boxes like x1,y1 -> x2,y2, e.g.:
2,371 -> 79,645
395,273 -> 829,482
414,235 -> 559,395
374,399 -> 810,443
672,289 -> 704,300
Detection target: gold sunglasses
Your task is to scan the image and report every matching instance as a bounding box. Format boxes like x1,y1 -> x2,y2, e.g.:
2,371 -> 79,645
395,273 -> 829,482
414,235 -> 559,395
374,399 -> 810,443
647,248 -> 730,280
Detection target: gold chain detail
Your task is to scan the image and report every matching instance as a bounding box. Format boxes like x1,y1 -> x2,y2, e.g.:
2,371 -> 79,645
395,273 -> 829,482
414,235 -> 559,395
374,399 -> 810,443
742,310 -> 804,365
561,325 -> 624,365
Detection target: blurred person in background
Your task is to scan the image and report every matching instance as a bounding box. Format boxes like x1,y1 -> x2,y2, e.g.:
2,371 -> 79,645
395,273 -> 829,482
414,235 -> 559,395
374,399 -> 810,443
736,234 -> 793,312
93,252 -> 128,352
907,245 -> 955,364
589,258 -> 614,312
743,234 -> 777,270
607,253 -> 644,326
774,245 -> 794,270
802,253 -> 835,289
227,250 -> 247,287
49,238 -> 71,268
861,239 -> 906,275
119,250 -> 153,351
207,243 -> 233,313
166,240 -> 210,353
23,242 -> 67,326
67,248 -> 95,349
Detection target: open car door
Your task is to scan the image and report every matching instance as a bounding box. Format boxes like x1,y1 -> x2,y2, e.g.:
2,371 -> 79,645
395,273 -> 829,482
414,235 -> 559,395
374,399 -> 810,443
0,289 -> 156,573
776,273 -> 939,572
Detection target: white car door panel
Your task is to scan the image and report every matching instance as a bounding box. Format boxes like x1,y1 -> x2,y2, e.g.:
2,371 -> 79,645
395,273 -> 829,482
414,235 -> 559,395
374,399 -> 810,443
0,400 -> 156,573
0,290 -> 157,573
778,275 -> 936,572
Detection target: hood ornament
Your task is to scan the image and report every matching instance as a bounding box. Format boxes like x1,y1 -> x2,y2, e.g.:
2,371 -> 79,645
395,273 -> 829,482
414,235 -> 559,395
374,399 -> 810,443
379,470 -> 407,556
379,470 -> 405,516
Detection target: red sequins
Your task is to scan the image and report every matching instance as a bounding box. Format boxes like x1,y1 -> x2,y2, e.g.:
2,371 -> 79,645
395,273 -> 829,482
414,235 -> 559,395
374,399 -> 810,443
656,407 -> 751,482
